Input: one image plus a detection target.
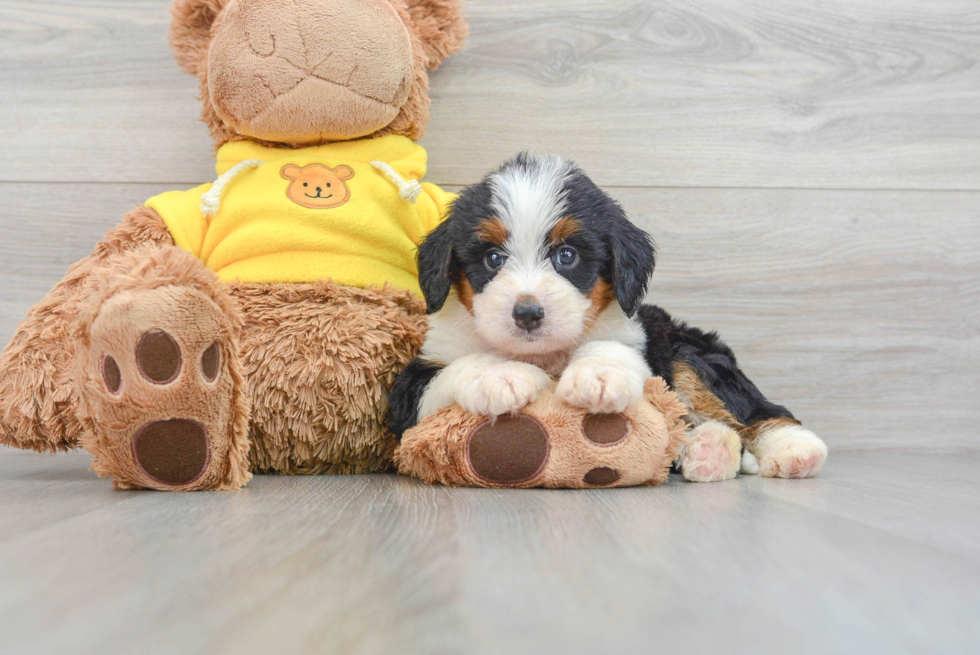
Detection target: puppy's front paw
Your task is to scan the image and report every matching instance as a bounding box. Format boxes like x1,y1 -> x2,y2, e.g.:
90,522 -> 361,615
457,363 -> 552,417
555,358 -> 645,414
752,424 -> 827,479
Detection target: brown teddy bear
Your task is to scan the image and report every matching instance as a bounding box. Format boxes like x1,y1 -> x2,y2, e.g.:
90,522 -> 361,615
0,0 -> 468,490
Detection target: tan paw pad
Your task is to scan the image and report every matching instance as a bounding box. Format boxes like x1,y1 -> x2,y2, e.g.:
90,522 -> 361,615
136,330 -> 182,384
132,419 -> 210,486
583,466 -> 622,486
466,415 -> 549,485
582,413 -> 629,446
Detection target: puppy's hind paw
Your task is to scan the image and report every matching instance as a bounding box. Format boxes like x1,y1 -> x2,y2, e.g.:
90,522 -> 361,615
752,423 -> 827,479
681,420 -> 741,483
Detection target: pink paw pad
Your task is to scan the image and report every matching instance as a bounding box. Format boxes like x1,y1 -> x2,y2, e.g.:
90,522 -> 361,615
761,446 -> 825,479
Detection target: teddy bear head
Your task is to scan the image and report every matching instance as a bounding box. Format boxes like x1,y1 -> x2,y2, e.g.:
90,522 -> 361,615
280,163 -> 355,209
169,0 -> 467,148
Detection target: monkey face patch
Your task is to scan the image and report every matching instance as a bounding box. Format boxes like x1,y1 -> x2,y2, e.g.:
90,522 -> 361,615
281,163 -> 354,209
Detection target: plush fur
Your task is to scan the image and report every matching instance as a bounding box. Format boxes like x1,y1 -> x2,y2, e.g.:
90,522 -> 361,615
0,0 -> 464,490
232,280 -> 426,475
390,154 -> 829,481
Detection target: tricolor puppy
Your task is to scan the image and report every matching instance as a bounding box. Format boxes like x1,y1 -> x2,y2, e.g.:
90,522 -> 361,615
389,153 -> 827,481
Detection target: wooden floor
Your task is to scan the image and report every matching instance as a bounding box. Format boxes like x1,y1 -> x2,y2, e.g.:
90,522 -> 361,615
1,1 -> 979,653
0,449 -> 977,654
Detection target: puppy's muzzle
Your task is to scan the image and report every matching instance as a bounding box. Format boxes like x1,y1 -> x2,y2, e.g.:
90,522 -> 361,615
512,299 -> 545,332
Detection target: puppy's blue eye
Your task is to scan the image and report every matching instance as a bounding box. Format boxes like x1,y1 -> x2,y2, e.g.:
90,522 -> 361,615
556,246 -> 577,267
484,250 -> 507,270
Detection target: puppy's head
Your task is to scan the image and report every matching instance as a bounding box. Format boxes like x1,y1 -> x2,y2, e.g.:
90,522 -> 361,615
418,153 -> 655,356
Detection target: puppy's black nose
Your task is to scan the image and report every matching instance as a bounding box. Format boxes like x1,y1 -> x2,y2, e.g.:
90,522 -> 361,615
513,300 -> 545,331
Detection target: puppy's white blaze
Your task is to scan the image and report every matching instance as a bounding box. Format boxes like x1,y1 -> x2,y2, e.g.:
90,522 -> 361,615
475,156 -> 601,359
489,154 -> 572,266
489,154 -> 572,303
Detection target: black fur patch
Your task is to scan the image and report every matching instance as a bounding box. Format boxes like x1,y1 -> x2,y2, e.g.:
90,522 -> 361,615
388,359 -> 444,438
417,219 -> 457,314
547,232 -> 603,294
636,305 -> 795,425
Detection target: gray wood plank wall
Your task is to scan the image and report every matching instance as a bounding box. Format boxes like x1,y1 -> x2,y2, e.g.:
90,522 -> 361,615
1,0 -> 977,451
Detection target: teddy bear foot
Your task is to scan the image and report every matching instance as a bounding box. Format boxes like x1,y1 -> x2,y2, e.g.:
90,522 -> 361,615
395,379 -> 688,488
73,248 -> 252,490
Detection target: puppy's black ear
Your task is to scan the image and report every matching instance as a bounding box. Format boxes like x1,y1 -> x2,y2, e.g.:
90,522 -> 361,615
607,213 -> 656,317
417,218 -> 457,314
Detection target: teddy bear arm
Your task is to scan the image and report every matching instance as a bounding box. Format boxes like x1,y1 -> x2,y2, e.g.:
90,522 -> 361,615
0,205 -> 175,452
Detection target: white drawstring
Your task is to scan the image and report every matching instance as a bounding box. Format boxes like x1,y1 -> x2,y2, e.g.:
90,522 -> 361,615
370,160 -> 423,204
199,159 -> 265,217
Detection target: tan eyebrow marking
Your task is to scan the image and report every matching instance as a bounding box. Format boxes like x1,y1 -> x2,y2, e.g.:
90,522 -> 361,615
476,217 -> 509,246
549,216 -> 582,246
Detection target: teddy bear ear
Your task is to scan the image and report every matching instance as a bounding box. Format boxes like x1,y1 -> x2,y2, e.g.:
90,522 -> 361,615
280,164 -> 301,180
403,0 -> 468,69
169,0 -> 228,76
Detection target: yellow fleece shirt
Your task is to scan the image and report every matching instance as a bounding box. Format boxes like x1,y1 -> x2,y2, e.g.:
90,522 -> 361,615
145,135 -> 454,295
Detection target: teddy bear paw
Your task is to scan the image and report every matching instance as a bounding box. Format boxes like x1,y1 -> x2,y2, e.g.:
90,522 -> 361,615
397,381 -> 687,489
76,284 -> 250,490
